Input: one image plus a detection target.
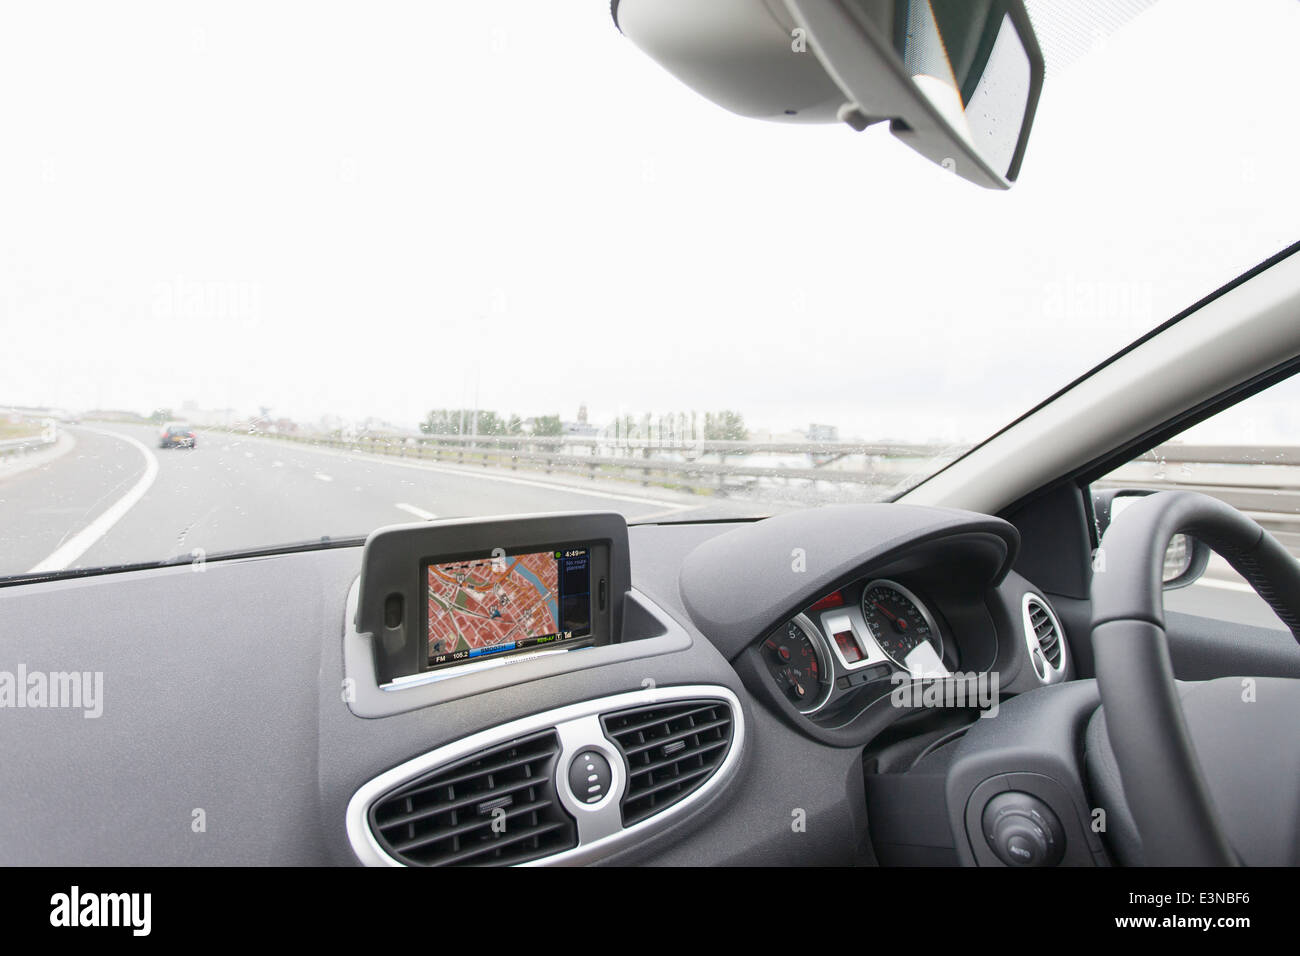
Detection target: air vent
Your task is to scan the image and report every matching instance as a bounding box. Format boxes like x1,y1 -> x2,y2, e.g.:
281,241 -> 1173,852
1023,593 -> 1066,681
367,729 -> 576,866
601,699 -> 733,826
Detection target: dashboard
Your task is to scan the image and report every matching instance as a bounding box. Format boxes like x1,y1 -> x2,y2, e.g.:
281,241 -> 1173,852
0,503 -> 1079,866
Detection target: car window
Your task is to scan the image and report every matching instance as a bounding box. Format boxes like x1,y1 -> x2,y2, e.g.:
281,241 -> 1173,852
1096,370 -> 1300,630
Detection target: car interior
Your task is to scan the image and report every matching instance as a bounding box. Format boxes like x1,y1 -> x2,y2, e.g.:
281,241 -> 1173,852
2,0 -> 1298,886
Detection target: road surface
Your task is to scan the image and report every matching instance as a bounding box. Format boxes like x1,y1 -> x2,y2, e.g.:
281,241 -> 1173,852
0,424 -> 736,577
0,423 -> 1288,634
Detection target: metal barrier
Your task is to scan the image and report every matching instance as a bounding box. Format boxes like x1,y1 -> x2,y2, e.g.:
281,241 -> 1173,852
239,430 -> 961,501
220,429 -> 1300,537
1098,443 -> 1300,550
0,427 -> 58,459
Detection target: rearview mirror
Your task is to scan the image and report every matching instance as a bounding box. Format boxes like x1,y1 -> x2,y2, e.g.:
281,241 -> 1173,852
613,0 -> 1044,189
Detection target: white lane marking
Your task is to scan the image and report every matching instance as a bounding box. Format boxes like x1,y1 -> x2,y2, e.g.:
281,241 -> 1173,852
313,472 -> 333,482
28,428 -> 160,573
1192,577 -> 1258,594
396,503 -> 437,521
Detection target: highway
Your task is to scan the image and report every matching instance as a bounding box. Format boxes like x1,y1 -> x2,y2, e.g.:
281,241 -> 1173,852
0,423 -> 1288,634
0,424 -> 729,578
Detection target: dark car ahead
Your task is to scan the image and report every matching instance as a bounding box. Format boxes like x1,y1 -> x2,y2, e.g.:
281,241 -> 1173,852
159,422 -> 197,449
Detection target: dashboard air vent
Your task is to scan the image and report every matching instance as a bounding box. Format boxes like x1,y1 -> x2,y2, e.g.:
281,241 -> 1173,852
601,698 -> 733,826
1023,594 -> 1066,681
368,729 -> 575,866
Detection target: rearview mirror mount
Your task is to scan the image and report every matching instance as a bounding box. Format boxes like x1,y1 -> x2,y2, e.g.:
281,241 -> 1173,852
613,0 -> 1044,189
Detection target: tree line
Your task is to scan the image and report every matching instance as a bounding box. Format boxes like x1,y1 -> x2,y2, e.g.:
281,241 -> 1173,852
419,408 -> 749,441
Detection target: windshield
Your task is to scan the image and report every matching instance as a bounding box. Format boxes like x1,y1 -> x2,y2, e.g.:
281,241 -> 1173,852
3,0 -> 1299,578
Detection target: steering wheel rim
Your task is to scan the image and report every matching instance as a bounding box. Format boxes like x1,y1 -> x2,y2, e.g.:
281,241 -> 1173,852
1091,490 -> 1300,866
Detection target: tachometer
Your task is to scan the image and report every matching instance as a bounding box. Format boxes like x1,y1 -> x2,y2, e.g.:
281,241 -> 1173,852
762,614 -> 832,714
860,580 -> 943,669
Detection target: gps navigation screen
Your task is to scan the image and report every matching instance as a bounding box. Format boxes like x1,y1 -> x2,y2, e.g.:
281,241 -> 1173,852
424,548 -> 592,669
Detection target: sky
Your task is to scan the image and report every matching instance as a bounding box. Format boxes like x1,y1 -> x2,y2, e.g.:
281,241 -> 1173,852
3,0 -> 1300,443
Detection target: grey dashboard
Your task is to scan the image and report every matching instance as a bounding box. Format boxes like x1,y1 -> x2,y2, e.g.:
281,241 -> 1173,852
0,504 -> 1073,866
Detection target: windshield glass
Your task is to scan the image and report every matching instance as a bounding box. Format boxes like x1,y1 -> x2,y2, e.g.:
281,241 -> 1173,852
3,0 -> 1298,578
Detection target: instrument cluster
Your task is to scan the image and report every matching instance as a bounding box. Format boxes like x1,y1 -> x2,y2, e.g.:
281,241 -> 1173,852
760,577 -> 955,718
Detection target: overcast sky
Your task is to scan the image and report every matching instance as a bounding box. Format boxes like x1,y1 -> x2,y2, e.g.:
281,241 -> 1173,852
3,0 -> 1299,442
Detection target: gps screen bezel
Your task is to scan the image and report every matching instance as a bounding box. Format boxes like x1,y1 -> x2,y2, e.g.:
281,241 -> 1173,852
355,512 -> 629,686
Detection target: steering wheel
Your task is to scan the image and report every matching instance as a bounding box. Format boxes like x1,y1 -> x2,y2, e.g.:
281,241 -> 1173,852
1091,490 -> 1300,865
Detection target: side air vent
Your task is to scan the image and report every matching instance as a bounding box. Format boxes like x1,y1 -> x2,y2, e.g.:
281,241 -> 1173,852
601,699 -> 734,826
368,729 -> 576,866
1023,593 -> 1066,682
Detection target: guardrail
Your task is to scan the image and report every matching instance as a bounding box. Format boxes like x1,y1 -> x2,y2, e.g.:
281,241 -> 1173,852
237,430 -> 961,501
1098,443 -> 1300,549
0,426 -> 58,459
224,428 -> 1300,533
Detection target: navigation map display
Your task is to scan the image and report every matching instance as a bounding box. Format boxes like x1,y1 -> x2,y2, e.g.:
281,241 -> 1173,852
424,547 -> 592,670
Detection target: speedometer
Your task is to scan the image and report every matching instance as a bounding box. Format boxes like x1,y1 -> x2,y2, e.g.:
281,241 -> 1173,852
860,580 -> 944,669
762,614 -> 833,714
